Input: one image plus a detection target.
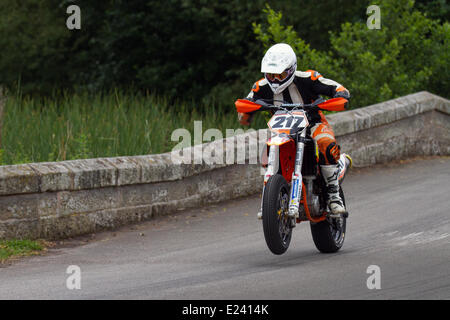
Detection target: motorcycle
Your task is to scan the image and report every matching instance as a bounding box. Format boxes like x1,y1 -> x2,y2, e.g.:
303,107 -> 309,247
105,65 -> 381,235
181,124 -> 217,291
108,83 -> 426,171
235,97 -> 352,255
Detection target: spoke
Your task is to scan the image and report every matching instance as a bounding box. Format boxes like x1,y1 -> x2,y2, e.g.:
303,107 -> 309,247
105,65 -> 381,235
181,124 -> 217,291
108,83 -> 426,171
277,188 -> 291,244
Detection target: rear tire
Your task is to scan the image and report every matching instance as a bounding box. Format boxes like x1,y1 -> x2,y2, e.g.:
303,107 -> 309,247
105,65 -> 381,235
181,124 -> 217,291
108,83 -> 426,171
262,174 -> 292,255
310,187 -> 347,253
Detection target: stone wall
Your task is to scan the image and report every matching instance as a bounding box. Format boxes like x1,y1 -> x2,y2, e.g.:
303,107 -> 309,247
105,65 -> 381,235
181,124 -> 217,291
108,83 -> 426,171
0,91 -> 448,239
328,91 -> 449,166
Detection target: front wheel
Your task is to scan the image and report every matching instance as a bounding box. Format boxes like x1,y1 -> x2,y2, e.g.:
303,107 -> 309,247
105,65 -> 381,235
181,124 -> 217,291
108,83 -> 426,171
310,187 -> 347,253
262,174 -> 293,255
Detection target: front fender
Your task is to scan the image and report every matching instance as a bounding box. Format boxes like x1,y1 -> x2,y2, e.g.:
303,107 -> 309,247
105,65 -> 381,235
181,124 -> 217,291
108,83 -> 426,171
266,135 -> 293,146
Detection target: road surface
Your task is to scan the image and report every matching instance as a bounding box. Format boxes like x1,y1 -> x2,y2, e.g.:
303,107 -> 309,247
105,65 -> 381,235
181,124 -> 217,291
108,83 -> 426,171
0,156 -> 449,299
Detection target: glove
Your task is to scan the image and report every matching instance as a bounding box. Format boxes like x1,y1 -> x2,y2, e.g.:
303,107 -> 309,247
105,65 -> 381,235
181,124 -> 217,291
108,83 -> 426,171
334,88 -> 350,100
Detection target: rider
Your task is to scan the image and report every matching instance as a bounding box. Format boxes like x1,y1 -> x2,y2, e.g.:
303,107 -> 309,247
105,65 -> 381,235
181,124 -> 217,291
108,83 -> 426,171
238,43 -> 350,215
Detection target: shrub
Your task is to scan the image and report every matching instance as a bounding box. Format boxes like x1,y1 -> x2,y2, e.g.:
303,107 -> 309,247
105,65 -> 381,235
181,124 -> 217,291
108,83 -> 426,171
253,0 -> 449,109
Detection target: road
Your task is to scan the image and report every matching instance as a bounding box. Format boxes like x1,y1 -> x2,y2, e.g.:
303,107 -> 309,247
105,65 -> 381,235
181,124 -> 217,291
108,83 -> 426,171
0,157 -> 449,300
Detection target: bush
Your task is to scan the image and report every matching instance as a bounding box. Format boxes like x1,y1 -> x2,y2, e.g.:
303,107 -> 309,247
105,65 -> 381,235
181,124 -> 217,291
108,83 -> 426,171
253,0 -> 449,109
0,0 -> 447,110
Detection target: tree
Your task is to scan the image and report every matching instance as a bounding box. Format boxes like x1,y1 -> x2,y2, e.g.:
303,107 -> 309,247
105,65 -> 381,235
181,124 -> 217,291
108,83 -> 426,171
254,0 -> 449,108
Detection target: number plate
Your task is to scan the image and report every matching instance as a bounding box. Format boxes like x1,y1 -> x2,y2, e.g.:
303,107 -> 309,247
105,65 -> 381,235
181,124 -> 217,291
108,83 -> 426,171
267,111 -> 308,133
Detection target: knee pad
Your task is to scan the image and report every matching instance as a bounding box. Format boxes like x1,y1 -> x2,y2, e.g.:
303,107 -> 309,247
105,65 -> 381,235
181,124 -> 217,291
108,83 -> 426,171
318,141 -> 340,165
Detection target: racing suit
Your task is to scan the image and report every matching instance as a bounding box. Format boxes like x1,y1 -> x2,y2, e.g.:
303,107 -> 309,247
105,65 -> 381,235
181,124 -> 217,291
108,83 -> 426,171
239,70 -> 350,214
240,70 -> 350,166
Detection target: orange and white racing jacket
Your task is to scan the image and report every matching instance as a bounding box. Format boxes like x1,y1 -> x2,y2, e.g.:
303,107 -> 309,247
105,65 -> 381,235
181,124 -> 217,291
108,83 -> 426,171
239,70 -> 350,125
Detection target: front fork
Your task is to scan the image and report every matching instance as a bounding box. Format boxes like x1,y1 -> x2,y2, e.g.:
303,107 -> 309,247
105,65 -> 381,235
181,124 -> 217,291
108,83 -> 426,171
257,143 -> 280,219
258,131 -> 306,219
288,130 -> 306,218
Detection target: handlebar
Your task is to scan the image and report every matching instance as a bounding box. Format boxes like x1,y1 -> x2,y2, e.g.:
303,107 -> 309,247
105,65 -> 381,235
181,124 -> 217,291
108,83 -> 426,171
253,97 -> 325,112
235,96 -> 348,114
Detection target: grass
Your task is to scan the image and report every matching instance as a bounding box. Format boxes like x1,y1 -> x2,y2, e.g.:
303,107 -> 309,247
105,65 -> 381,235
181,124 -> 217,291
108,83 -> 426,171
0,239 -> 48,263
0,89 -> 268,165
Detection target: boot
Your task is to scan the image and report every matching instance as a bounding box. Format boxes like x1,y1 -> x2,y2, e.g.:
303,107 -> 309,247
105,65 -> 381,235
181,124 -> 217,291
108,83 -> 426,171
320,164 -> 346,215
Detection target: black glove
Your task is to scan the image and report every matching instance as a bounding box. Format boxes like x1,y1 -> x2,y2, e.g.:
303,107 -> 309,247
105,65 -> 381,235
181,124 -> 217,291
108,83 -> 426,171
334,89 -> 350,100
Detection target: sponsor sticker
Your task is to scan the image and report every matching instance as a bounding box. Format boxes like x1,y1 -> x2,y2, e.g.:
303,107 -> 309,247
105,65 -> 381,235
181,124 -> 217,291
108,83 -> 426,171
291,179 -> 299,199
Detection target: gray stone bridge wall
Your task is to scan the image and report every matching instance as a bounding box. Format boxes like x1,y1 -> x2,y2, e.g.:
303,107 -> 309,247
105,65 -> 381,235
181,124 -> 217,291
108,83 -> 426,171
0,91 -> 448,239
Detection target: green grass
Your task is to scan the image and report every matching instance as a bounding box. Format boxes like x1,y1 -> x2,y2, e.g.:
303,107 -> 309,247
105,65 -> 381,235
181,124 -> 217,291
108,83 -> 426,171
0,90 -> 267,165
0,239 -> 47,263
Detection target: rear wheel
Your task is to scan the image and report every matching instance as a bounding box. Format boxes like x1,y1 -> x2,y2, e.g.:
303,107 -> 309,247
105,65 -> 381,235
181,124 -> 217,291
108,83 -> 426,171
310,187 -> 347,253
262,174 -> 293,255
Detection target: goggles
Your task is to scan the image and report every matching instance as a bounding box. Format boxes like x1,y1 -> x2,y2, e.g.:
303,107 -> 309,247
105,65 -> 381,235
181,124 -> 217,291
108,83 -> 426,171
265,65 -> 295,83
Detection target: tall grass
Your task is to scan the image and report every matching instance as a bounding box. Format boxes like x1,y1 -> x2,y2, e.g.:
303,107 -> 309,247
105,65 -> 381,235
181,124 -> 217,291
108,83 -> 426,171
0,90 -> 266,165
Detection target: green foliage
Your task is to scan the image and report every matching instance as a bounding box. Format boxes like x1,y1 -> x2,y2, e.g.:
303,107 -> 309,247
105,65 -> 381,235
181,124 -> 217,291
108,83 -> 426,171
0,0 -> 268,105
267,0 -> 369,51
0,0 -> 378,108
254,0 -> 449,108
0,0 -> 447,117
0,0 -> 448,164
0,239 -> 45,263
0,89 -> 267,165
253,5 -> 335,75
415,0 -> 450,21
0,0 -> 71,95
71,133 -> 92,160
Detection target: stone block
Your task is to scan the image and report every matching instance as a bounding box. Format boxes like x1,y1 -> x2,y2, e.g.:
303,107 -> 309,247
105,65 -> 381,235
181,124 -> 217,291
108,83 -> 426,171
29,162 -> 72,192
0,164 -> 39,195
61,158 -> 117,190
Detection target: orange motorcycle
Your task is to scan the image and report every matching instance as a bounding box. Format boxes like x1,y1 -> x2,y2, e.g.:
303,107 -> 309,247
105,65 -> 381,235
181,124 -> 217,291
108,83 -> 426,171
235,97 -> 352,255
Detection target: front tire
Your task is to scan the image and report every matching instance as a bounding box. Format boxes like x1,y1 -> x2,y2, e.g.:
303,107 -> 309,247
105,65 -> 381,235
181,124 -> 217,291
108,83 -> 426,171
262,174 -> 293,255
310,187 -> 347,253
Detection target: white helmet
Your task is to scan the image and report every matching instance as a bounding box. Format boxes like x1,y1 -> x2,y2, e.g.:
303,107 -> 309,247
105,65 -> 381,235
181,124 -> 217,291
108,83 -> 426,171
261,43 -> 297,94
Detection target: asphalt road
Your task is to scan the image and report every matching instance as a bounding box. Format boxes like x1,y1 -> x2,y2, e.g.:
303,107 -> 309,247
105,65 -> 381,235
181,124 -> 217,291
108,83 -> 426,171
0,157 -> 449,300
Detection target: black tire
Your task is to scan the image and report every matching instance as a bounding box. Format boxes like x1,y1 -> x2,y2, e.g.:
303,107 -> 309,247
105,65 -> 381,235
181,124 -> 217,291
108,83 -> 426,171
262,174 -> 293,255
310,187 -> 347,253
